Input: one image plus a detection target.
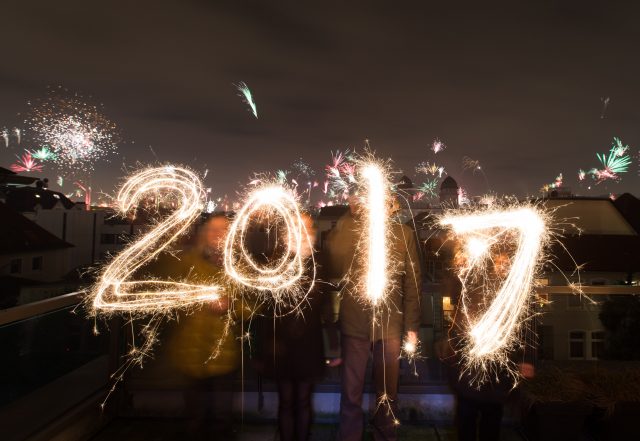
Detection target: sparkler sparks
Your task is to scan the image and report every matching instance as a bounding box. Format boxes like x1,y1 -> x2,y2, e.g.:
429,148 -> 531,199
234,81 -> 258,118
223,184 -> 314,307
91,166 -> 222,313
440,206 -> 549,385
11,151 -> 43,173
360,162 -> 390,305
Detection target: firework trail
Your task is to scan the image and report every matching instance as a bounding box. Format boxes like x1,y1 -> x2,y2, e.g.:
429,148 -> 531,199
13,127 -> 20,144
57,176 -> 64,187
462,156 -> 481,173
2,128 -> 8,147
234,81 -> 258,118
600,96 -> 610,119
25,87 -> 119,175
578,169 -> 586,181
74,181 -> 92,207
11,151 -> 43,173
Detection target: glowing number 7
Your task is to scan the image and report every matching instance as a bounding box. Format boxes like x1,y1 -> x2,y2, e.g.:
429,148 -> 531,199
92,167 -> 222,313
440,207 -> 546,366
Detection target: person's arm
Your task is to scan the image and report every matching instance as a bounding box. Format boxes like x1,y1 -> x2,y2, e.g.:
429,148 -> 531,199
402,227 -> 422,341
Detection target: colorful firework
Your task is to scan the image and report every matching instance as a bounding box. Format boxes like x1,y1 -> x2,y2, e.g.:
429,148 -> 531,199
416,161 -> 445,177
417,179 -> 438,198
11,151 -> 43,173
431,138 -> 446,154
234,81 -> 258,118
590,145 -> 632,183
25,87 -> 119,174
611,137 -> 629,157
578,169 -> 586,181
30,146 -> 57,161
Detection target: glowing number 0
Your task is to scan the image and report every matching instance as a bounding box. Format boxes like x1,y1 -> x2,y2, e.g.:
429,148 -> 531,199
440,208 -> 546,363
92,167 -> 222,313
223,185 -> 314,300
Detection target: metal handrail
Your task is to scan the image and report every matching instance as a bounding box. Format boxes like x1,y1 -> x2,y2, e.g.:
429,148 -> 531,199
0,290 -> 86,326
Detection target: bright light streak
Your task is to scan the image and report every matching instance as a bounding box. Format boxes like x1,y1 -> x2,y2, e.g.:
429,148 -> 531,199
440,206 -> 548,383
91,166 -> 222,313
361,163 -> 389,305
234,81 -> 258,118
223,184 -> 314,306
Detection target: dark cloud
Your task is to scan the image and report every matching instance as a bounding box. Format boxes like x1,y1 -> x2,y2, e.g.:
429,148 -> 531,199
0,0 -> 638,199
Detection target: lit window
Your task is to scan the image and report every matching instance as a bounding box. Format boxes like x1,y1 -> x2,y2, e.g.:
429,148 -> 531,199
591,331 -> 605,359
569,331 -> 586,359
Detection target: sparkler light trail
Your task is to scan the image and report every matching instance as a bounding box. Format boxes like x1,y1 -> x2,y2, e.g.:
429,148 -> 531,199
360,162 -> 390,305
25,87 -> 119,174
234,81 -> 258,118
11,151 -> 43,173
223,183 -> 315,307
440,206 -> 549,384
91,166 -> 222,313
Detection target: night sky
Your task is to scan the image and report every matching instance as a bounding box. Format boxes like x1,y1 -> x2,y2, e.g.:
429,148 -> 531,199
0,0 -> 639,200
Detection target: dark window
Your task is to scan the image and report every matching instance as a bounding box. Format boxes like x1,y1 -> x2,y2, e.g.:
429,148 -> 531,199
538,325 -> 554,360
569,331 -> 585,358
10,258 -> 22,274
591,331 -> 605,359
100,234 -> 115,244
32,256 -> 43,271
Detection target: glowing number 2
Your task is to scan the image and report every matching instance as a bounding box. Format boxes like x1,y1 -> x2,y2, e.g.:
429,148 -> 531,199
92,167 -> 222,313
440,208 -> 545,362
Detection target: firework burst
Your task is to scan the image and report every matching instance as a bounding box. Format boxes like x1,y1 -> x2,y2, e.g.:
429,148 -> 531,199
25,87 -> 119,174
30,146 -> 57,161
431,138 -> 446,154
11,151 -> 43,173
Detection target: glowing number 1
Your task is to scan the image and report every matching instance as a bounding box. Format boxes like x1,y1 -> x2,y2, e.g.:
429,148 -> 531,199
92,167 -> 222,313
361,163 -> 389,306
440,207 -> 546,364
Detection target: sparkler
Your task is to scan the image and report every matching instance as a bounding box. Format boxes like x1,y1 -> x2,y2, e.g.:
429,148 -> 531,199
91,166 -> 222,313
234,81 -> 258,118
11,151 -> 43,173
223,183 -> 314,307
440,206 -> 548,384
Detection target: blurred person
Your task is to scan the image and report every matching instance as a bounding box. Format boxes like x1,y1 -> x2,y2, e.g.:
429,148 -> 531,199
165,214 -> 240,440
255,213 -> 338,441
326,194 -> 422,441
435,243 -> 535,441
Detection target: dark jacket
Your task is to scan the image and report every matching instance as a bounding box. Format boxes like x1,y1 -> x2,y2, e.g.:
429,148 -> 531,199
325,211 -> 422,341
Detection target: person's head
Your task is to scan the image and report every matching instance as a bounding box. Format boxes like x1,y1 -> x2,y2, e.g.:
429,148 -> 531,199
299,212 -> 316,258
198,214 -> 231,254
